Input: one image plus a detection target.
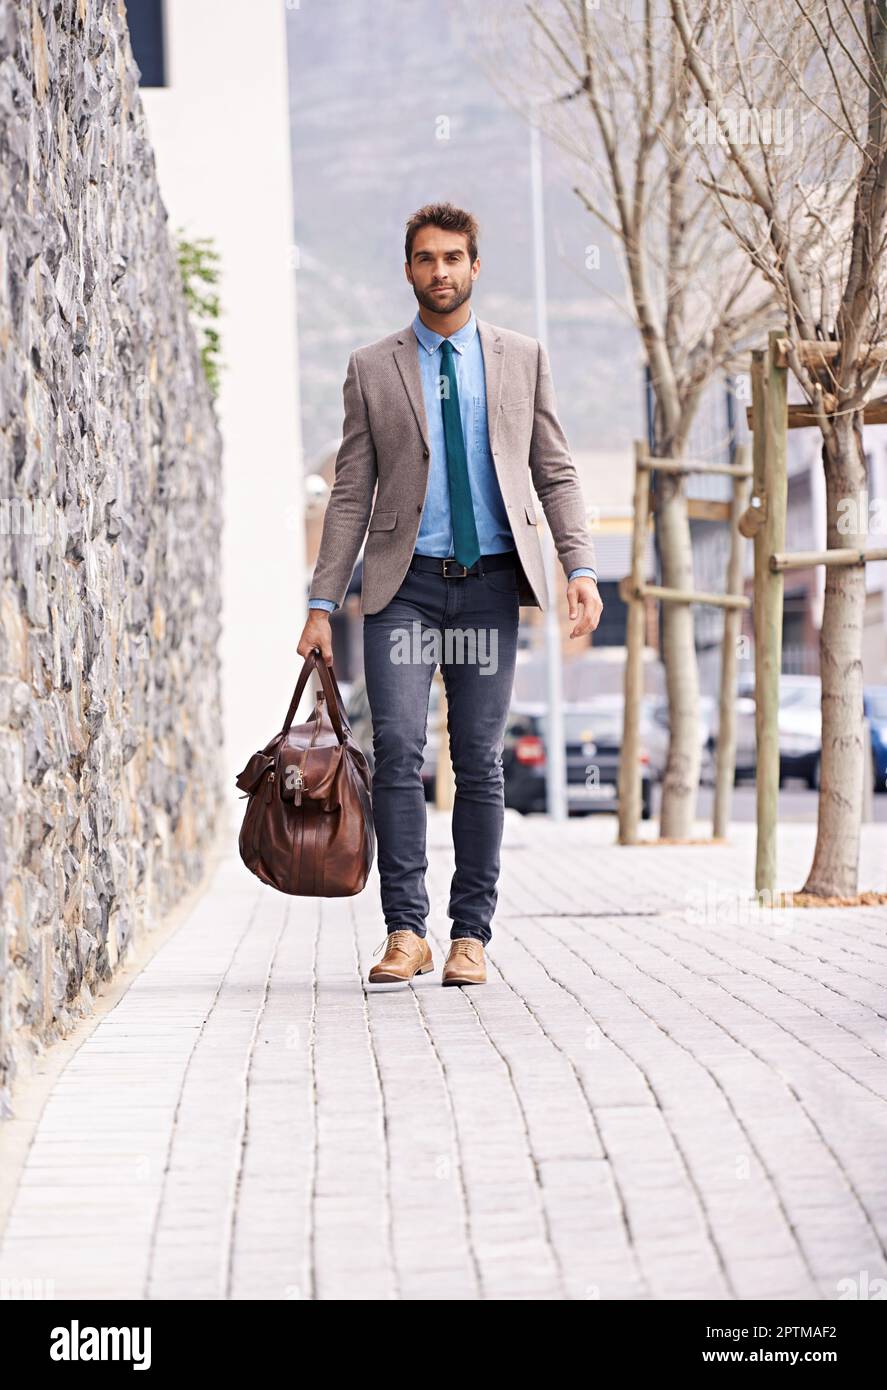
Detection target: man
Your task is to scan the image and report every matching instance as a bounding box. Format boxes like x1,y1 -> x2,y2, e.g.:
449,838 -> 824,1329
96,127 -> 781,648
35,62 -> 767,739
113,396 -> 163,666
297,202 -> 602,987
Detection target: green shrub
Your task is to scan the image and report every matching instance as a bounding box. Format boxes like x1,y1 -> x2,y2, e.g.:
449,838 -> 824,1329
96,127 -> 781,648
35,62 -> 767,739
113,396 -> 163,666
176,233 -> 223,399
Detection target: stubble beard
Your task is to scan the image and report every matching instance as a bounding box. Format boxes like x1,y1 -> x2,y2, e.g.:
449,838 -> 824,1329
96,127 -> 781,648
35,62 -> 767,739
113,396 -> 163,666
412,278 -> 473,318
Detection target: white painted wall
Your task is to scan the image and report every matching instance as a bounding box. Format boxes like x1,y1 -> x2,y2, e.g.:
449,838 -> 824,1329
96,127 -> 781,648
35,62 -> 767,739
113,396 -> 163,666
140,0 -> 305,812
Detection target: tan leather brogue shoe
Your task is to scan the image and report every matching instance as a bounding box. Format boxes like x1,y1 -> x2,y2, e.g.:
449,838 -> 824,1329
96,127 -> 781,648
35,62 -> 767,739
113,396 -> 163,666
368,929 -> 434,984
442,939 -> 487,986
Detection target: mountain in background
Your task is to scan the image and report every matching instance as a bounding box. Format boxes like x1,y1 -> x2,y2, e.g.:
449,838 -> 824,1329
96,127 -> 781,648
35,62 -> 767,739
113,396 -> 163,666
286,0 -> 641,465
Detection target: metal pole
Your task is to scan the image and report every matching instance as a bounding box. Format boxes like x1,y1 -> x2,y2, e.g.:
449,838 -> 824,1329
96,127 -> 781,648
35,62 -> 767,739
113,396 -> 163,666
529,110 -> 568,822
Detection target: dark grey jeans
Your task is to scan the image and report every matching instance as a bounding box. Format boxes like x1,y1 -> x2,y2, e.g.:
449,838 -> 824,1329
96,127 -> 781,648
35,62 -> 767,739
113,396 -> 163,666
362,553 -> 521,946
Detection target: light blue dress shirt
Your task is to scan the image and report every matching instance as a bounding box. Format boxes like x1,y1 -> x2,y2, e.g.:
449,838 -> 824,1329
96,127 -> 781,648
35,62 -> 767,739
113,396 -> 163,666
309,309 -> 596,610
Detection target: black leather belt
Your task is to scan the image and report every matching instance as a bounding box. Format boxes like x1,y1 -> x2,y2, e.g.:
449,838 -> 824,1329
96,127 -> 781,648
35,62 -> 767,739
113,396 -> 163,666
409,549 -> 519,579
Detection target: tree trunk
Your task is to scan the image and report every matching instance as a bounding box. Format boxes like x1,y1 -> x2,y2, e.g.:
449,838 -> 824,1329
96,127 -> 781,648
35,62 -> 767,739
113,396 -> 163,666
656,469 -> 701,837
802,417 -> 868,897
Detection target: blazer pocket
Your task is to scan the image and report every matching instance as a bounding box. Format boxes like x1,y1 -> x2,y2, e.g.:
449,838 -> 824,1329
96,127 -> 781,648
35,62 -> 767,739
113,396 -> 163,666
501,395 -> 531,412
525,503 -> 537,525
368,509 -> 397,531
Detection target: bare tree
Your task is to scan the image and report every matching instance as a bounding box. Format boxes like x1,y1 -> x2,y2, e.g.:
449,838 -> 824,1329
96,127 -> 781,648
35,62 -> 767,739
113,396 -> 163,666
671,0 -> 887,896
475,0 -> 775,837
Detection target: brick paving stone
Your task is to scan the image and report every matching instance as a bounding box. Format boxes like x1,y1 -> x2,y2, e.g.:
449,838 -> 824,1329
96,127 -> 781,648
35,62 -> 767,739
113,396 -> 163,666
0,812 -> 885,1300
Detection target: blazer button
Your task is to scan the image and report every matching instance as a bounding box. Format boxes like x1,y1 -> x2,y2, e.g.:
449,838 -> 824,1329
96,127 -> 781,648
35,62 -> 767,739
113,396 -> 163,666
416,504 -> 421,513
422,448 -> 429,459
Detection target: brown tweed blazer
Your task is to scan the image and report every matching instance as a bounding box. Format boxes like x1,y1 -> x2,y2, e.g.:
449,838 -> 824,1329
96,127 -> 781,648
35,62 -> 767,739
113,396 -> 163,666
308,317 -> 597,615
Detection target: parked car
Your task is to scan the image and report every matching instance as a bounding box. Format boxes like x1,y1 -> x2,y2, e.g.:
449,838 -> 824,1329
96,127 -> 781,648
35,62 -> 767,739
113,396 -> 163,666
864,686 -> 887,793
733,674 -> 823,787
646,694 -> 717,784
776,675 -> 822,787
346,673 -> 442,800
731,675 -> 887,791
570,693 -> 664,780
502,701 -> 653,818
730,685 -> 758,781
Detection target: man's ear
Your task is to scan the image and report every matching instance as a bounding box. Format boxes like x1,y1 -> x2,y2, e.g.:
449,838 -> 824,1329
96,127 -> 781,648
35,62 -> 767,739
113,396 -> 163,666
404,261 -> 414,285
471,257 -> 481,282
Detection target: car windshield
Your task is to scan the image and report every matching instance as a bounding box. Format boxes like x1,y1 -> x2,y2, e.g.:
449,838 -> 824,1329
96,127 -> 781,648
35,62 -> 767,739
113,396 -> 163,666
868,693 -> 887,720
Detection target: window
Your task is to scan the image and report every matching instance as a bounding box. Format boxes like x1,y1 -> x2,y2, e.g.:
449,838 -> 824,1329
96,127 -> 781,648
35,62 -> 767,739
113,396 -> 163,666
126,0 -> 166,87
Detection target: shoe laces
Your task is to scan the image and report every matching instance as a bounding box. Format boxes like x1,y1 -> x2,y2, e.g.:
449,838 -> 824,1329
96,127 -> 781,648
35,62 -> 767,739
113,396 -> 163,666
373,929 -> 419,958
450,939 -> 483,959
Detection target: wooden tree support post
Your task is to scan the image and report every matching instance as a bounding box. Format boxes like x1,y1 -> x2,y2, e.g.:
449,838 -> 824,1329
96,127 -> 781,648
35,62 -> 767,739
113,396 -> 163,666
753,335 -> 788,898
713,445 -> 751,839
634,583 -> 749,609
770,547 -> 887,570
618,440 -> 651,844
743,334 -> 887,900
619,443 -> 752,846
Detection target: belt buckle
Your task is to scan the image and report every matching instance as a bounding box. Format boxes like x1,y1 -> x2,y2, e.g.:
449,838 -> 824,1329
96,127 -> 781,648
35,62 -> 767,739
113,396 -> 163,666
442,557 -> 469,579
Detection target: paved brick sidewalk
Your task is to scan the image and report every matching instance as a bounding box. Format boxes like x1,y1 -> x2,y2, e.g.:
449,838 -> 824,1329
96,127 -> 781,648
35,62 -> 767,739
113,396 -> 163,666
1,810 -> 886,1301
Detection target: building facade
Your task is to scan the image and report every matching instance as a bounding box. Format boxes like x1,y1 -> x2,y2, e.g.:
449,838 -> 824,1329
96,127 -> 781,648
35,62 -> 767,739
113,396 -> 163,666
133,0 -> 306,807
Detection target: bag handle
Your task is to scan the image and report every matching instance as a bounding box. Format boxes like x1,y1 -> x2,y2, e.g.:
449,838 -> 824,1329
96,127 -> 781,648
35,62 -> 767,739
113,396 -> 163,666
282,649 -> 349,745
312,652 -> 351,744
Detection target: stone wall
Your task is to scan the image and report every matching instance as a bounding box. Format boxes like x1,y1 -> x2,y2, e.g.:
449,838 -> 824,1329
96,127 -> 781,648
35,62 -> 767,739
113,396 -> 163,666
0,0 -> 224,1114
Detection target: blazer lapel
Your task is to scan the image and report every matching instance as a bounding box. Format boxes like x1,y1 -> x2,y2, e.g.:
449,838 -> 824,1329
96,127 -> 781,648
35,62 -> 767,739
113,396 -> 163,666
393,317 -> 505,452
393,325 -> 429,450
477,318 -> 504,449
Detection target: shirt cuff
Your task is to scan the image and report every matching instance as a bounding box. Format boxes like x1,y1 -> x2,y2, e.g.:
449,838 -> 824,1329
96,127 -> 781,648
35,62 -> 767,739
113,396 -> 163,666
308,598 -> 337,613
568,567 -> 598,584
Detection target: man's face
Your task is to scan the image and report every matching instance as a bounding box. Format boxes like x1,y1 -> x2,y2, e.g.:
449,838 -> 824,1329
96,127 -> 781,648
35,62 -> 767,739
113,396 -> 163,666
405,226 -> 479,316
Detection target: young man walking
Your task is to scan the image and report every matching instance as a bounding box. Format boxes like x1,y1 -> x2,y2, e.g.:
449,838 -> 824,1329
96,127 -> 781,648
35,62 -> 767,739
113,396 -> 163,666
297,203 -> 602,986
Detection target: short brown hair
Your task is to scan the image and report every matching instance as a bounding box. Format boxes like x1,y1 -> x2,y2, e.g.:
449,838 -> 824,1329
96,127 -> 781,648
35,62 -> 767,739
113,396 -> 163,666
405,202 -> 479,265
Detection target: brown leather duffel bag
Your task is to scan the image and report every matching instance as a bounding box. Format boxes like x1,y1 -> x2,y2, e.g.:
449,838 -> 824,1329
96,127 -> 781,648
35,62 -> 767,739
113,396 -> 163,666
234,649 -> 375,896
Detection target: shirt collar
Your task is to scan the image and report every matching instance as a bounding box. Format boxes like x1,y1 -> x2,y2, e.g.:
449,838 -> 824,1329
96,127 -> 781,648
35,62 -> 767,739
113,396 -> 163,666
412,308 -> 478,355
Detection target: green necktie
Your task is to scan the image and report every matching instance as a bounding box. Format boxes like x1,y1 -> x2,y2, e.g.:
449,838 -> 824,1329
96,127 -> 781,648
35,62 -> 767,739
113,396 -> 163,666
439,339 -> 481,569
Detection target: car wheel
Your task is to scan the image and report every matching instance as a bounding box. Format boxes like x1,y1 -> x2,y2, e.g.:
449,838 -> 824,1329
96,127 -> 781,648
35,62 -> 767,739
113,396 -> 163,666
808,756 -> 820,791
